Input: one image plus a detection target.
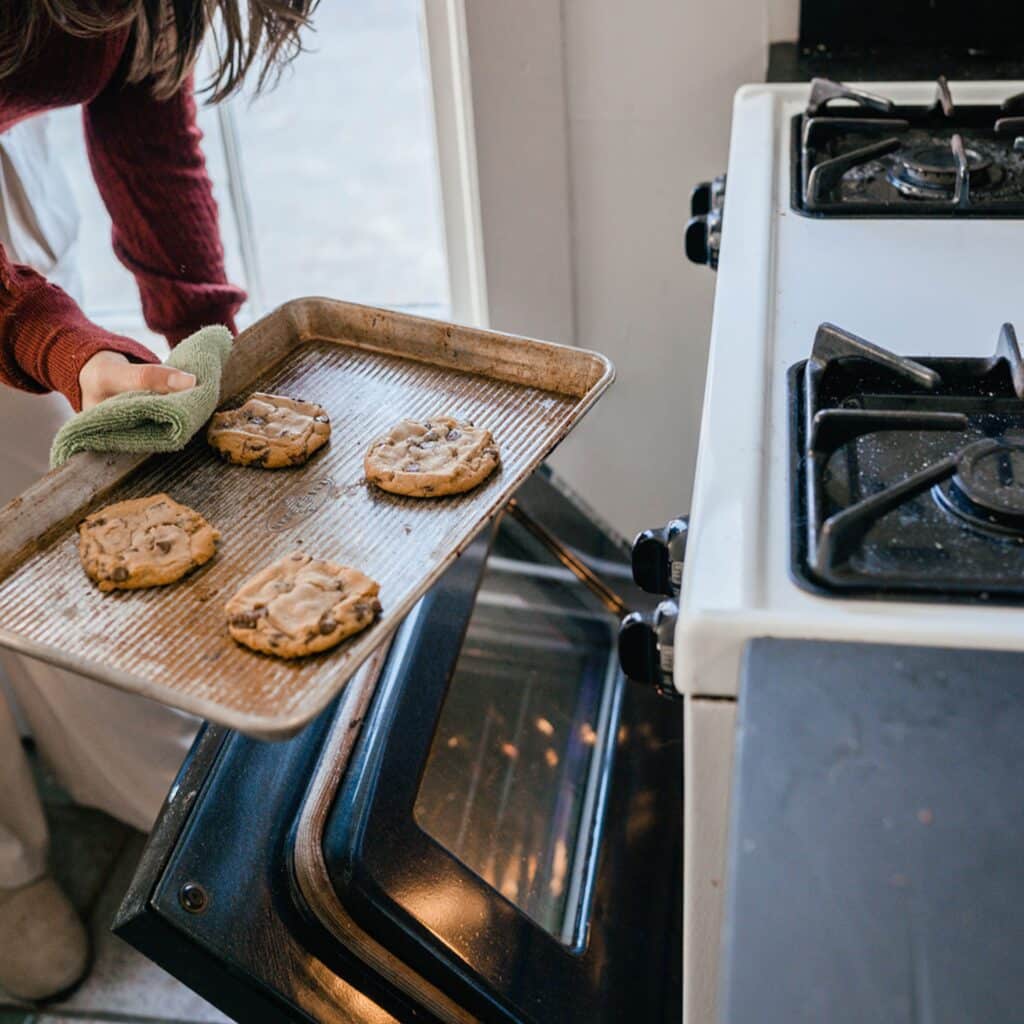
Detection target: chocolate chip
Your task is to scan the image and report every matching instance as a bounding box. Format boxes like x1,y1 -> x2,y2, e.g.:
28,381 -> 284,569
230,608 -> 266,629
93,517 -> 107,527
155,540 -> 173,554
111,566 -> 129,582
446,429 -> 461,441
318,614 -> 337,635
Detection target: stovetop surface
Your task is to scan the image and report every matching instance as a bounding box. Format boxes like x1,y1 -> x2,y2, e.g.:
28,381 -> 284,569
676,79 -> 1024,698
793,78 -> 1024,216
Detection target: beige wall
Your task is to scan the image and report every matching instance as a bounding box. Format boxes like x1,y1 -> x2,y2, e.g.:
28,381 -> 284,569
463,0 -> 795,537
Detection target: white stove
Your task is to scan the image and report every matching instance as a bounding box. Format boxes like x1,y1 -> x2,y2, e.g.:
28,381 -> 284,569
671,78 -> 1024,1024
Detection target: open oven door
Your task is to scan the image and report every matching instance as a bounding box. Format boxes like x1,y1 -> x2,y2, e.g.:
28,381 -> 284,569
114,467 -> 683,1023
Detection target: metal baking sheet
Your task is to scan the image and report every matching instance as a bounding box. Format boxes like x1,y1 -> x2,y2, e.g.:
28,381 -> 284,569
0,299 -> 613,738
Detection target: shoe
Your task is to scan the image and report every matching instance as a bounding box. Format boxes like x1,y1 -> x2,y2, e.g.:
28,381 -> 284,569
0,876 -> 90,1001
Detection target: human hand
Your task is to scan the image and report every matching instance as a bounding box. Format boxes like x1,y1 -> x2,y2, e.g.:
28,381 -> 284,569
79,351 -> 196,411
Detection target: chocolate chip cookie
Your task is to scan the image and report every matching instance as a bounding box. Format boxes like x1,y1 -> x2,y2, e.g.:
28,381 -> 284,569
79,494 -> 219,592
364,416 -> 500,498
207,393 -> 331,468
225,552 -> 382,658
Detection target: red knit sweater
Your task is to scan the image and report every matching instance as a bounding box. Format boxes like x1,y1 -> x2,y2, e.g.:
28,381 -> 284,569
0,23 -> 246,409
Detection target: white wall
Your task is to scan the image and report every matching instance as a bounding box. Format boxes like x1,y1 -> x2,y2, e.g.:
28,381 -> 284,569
766,0 -> 800,43
462,0 -> 793,538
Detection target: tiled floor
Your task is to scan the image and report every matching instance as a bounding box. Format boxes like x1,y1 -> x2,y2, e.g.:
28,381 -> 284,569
0,749 -> 230,1024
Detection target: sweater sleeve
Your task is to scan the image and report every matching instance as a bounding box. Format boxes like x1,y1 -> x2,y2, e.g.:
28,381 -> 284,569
83,72 -> 246,345
0,244 -> 161,410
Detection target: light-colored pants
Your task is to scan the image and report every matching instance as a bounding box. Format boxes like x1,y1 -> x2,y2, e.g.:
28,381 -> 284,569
0,116 -> 199,891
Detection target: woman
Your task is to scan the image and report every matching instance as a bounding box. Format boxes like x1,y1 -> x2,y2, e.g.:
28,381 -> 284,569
0,0 -> 316,1002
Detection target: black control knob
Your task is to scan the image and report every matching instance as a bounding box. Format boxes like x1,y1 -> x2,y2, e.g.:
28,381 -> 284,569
618,599 -> 679,699
685,216 -> 709,264
691,181 -> 712,217
632,517 -> 688,596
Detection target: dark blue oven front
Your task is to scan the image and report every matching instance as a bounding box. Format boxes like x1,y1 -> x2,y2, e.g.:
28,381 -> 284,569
115,468 -> 683,1023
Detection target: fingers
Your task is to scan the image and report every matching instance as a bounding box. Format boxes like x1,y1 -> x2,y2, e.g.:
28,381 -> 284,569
119,363 -> 197,395
78,349 -> 197,410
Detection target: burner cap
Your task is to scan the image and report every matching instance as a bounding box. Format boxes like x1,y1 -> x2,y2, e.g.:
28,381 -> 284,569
942,440 -> 1024,534
890,144 -> 1003,198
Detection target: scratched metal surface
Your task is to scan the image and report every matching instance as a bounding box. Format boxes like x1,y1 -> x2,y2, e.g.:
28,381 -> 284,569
0,299 -> 612,738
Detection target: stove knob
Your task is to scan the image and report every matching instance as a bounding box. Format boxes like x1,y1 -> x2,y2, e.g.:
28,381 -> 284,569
632,517 -> 688,596
619,599 -> 679,699
685,216 -> 709,264
706,208 -> 722,271
709,174 -> 727,211
691,181 -> 712,216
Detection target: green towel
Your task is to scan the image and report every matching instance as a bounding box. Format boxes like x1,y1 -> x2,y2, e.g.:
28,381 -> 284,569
50,325 -> 233,468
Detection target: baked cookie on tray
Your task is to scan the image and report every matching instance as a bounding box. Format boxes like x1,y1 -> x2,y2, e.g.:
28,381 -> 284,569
207,393 -> 331,468
225,552 -> 382,659
79,493 -> 219,592
364,415 -> 500,498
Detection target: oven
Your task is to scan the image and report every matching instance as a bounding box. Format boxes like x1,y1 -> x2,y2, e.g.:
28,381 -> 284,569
675,58 -> 1024,1022
115,467 -> 682,1023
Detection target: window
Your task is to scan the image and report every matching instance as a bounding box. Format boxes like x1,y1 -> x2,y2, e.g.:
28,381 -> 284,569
47,0 -> 448,349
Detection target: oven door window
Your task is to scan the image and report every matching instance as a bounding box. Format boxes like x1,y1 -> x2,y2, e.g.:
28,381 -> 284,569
413,515 -> 619,946
321,485 -> 680,1024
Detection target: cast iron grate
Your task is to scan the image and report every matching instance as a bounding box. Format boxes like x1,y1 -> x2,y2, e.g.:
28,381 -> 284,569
792,77 -> 1024,217
791,321 -> 1024,601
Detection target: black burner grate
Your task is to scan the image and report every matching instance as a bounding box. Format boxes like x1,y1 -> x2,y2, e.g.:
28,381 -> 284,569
792,77 -> 1024,216
791,322 -> 1024,601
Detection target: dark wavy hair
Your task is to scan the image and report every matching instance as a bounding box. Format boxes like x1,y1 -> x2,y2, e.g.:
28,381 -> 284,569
0,0 -> 319,101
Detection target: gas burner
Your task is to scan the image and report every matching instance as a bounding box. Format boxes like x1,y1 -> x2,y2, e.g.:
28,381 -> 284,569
890,145 -> 1002,199
793,77 -> 1024,216
936,440 -> 1024,536
791,322 -> 1024,601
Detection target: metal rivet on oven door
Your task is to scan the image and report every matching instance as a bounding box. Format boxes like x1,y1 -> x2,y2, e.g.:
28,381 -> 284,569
179,882 -> 209,914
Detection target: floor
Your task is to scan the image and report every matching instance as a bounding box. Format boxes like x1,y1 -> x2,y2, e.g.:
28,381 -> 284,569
0,749 -> 230,1024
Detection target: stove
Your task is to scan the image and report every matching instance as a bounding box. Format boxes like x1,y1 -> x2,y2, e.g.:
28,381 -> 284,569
663,76 -> 1024,1024
793,76 -> 1024,215
793,320 -> 1024,599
